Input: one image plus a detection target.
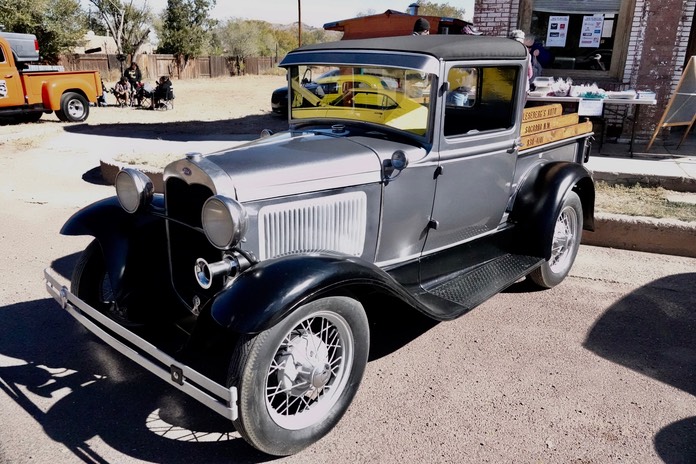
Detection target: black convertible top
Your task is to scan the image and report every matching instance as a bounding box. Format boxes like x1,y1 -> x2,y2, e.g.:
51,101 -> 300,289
289,35 -> 527,61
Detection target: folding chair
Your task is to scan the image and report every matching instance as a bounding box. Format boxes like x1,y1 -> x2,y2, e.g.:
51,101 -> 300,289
155,86 -> 175,110
136,83 -> 154,109
111,87 -> 128,107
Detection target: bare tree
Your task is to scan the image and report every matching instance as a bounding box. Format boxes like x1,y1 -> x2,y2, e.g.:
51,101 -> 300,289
88,0 -> 152,68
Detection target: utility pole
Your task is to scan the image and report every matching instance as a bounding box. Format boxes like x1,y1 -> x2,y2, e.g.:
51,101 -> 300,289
298,0 -> 302,47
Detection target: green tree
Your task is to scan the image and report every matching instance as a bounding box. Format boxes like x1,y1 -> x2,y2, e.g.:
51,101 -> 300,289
157,0 -> 215,76
216,19 -> 262,74
0,0 -> 87,64
88,0 -> 153,59
410,1 -> 467,19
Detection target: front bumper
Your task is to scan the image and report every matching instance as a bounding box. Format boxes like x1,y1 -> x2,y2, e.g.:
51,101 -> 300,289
44,267 -> 238,421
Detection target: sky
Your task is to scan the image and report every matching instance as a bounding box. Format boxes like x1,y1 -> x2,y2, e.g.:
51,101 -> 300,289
140,0 -> 475,28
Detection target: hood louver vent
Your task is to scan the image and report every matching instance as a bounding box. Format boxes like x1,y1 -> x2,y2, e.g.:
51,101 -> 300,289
258,192 -> 367,260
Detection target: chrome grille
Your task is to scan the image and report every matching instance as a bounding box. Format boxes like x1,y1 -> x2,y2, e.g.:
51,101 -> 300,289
258,192 -> 367,260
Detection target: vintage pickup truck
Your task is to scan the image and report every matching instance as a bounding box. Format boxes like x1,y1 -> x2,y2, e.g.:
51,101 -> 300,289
44,35 -> 595,456
0,32 -> 103,123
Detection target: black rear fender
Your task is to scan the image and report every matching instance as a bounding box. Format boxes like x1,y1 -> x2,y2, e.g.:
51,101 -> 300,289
510,161 -> 595,259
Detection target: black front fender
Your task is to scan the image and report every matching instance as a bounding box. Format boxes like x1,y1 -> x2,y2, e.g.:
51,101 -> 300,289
210,254 -> 412,334
61,195 -> 166,294
511,161 -> 595,259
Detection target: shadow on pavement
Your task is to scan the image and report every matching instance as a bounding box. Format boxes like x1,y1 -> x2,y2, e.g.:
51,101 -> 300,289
3,255 -> 441,462
0,295 -> 276,463
583,272 -> 696,462
654,416 -> 696,464
62,114 -> 288,142
51,252 -> 81,281
366,296 -> 439,362
1,250 -> 279,464
0,295 -> 274,463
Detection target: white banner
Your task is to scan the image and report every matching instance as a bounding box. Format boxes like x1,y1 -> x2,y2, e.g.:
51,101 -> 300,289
579,15 -> 604,48
546,16 -> 569,47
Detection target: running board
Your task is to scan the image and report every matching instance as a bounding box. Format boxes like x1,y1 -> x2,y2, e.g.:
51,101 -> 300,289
423,254 -> 543,316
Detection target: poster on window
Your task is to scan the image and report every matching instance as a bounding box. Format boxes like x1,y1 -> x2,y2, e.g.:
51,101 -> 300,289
579,15 -> 604,48
546,16 -> 569,47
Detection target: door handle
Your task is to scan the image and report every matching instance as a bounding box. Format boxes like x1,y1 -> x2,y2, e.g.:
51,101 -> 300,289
507,139 -> 523,153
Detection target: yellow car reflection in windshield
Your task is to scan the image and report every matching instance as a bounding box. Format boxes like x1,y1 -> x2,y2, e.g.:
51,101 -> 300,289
292,89 -> 429,136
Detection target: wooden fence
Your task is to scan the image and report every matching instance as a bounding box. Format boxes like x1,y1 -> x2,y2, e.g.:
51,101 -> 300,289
58,54 -> 280,81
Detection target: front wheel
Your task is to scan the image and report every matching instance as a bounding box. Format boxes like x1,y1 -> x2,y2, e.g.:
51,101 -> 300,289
71,240 -> 143,327
56,92 -> 89,122
528,190 -> 583,288
228,297 -> 369,456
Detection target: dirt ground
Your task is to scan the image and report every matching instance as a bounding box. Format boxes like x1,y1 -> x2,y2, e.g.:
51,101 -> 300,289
0,75 -> 289,155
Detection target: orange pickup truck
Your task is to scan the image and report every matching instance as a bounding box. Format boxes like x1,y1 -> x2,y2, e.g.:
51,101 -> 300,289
0,32 -> 103,123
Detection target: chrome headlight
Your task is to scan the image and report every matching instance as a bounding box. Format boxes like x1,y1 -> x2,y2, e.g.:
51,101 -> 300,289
115,168 -> 153,213
201,195 -> 248,249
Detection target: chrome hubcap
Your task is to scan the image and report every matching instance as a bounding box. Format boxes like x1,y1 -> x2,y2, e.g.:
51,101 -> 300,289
549,205 -> 578,273
276,331 -> 331,400
265,311 -> 353,430
68,99 -> 85,118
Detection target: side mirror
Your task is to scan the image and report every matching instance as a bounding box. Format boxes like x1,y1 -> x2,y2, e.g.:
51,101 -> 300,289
383,150 -> 409,184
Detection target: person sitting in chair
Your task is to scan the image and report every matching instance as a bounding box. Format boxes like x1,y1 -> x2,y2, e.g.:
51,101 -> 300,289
113,77 -> 131,107
151,76 -> 172,109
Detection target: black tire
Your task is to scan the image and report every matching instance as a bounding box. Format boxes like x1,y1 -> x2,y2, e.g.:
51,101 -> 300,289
55,110 -> 68,122
228,296 -> 369,456
71,239 -> 142,327
56,92 -> 89,122
528,190 -> 583,288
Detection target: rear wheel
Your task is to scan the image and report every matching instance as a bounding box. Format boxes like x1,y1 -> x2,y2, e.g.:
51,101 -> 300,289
56,92 -> 89,122
528,191 -> 583,288
228,297 -> 369,456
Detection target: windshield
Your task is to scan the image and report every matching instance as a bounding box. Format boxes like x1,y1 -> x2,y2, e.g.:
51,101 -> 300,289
288,65 -> 434,137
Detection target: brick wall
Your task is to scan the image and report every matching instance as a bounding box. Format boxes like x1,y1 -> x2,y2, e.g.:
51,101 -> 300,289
473,0 -> 517,37
626,0 -> 695,138
473,0 -> 696,141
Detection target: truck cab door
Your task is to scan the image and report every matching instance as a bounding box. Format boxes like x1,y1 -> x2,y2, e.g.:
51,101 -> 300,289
0,44 -> 26,107
420,64 -> 522,278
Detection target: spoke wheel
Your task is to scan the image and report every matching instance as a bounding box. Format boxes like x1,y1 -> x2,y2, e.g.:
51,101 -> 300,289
229,297 -> 369,456
548,202 -> 579,273
528,191 -> 583,288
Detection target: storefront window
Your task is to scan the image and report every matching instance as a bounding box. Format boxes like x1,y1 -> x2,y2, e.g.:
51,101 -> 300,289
519,0 -> 630,78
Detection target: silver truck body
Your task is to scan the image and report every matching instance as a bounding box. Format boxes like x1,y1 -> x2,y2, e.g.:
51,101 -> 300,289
45,35 -> 595,456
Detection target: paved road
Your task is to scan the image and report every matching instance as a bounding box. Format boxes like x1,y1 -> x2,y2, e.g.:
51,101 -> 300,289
1,132 -> 695,463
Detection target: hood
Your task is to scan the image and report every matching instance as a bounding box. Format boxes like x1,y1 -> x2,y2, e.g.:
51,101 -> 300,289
204,130 -> 383,202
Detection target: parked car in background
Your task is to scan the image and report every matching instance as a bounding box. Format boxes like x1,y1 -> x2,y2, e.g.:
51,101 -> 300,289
46,35 -> 595,457
574,48 -> 613,70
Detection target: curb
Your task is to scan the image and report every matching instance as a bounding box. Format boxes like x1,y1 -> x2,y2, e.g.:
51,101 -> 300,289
582,212 -> 696,258
592,171 -> 696,193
